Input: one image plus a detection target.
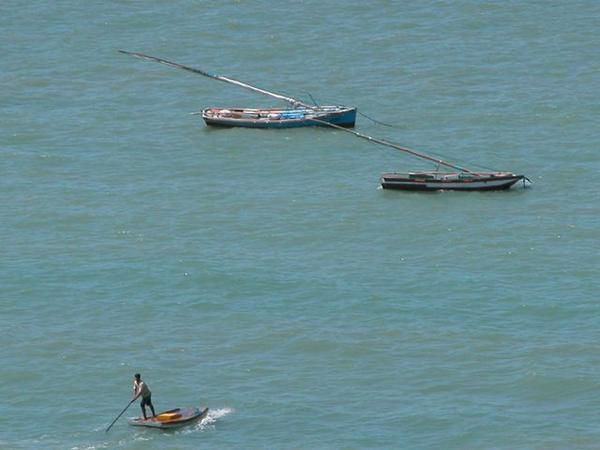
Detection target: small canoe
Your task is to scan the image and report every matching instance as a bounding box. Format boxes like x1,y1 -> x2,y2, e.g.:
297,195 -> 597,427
128,407 -> 208,429
201,106 -> 357,129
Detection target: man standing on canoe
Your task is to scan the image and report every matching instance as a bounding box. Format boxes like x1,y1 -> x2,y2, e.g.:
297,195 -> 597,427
132,373 -> 156,420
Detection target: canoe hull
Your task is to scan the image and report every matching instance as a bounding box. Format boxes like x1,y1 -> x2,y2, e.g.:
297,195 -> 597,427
202,106 -> 356,128
128,407 -> 208,429
380,172 -> 526,191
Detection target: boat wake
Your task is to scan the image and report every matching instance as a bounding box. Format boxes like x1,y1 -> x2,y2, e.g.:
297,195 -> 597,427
207,407 -> 235,421
180,407 -> 234,434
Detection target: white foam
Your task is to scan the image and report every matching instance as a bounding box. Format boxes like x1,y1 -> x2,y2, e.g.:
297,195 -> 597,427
177,407 -> 234,435
207,407 -> 235,421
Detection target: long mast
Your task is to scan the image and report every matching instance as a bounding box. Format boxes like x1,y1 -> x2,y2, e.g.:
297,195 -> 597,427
119,50 -> 312,108
310,119 -> 475,174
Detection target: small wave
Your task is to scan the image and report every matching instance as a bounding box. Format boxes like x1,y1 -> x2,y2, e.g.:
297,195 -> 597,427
207,407 -> 234,421
175,407 -> 234,435
193,407 -> 234,429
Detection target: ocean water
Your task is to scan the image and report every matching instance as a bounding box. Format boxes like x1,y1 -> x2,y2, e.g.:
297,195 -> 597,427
1,1 -> 599,449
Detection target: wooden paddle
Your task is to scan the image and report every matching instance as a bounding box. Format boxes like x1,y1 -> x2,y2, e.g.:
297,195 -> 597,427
105,399 -> 135,432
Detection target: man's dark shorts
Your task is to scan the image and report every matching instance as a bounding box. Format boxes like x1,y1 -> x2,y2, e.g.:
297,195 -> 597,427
141,395 -> 153,408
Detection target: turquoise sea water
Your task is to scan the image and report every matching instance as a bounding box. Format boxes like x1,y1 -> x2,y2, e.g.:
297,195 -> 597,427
1,1 -> 599,449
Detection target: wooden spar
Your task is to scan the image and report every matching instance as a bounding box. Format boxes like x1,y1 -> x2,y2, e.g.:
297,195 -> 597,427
118,50 -> 312,108
309,118 -> 475,174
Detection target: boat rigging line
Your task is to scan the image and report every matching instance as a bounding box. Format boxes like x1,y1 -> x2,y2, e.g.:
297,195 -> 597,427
357,110 -> 400,128
309,118 -> 475,174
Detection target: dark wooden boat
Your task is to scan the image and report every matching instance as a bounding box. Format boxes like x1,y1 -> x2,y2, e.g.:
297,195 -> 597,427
311,119 -> 530,192
202,106 -> 356,128
380,171 -> 526,191
128,407 -> 208,429
119,50 -> 356,128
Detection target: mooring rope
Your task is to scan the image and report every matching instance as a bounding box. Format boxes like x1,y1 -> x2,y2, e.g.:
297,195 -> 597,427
358,110 -> 403,128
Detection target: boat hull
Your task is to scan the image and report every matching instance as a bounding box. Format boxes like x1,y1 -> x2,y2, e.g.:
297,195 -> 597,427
202,106 -> 356,128
380,172 -> 525,191
128,407 -> 208,429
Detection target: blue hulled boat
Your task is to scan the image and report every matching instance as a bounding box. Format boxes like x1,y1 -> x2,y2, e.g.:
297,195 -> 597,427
120,50 -> 356,129
201,106 -> 356,128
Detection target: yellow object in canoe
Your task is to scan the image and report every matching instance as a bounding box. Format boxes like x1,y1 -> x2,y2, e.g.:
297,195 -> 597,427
156,412 -> 182,422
